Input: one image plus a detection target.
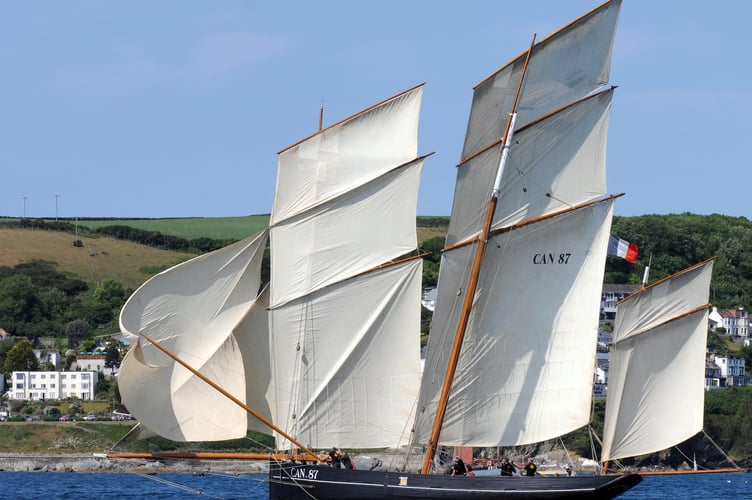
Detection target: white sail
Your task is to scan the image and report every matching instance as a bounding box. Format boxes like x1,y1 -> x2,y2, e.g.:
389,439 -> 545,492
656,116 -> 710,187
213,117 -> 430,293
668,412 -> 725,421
415,200 -> 614,446
601,259 -> 715,463
414,0 -> 621,449
448,88 -> 614,245
119,231 -> 270,441
461,0 -> 621,160
269,86 -> 425,449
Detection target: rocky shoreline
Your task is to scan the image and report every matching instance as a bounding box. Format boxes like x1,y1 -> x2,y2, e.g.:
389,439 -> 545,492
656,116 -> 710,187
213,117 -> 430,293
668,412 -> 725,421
0,453 -> 269,474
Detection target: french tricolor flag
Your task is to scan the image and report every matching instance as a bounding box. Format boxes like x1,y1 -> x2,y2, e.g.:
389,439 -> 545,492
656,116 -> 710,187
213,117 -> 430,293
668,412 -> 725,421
608,236 -> 638,263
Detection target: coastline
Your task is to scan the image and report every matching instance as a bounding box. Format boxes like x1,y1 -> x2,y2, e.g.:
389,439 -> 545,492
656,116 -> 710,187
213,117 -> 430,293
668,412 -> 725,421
0,453 -> 268,474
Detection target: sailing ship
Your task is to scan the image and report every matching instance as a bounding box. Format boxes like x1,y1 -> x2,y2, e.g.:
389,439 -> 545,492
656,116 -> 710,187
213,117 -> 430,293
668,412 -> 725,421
600,258 -> 744,475
116,0 -> 643,497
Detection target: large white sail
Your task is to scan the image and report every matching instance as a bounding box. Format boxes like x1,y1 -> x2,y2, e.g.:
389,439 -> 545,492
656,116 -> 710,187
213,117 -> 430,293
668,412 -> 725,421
414,0 -> 621,448
415,200 -> 614,446
119,230 -> 271,441
269,86 -> 425,449
601,259 -> 715,463
461,0 -> 621,162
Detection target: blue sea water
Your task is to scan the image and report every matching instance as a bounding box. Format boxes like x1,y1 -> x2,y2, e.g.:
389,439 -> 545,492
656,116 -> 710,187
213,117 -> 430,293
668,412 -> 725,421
619,472 -> 752,499
0,471 -> 749,499
0,472 -> 269,500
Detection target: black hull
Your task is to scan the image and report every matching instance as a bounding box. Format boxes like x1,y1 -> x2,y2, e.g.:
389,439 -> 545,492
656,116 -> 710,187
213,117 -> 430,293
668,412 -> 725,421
269,462 -> 642,499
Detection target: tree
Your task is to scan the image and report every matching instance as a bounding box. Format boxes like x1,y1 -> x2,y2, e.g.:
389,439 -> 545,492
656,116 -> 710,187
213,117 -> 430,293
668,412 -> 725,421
105,342 -> 123,369
92,279 -> 127,310
3,338 -> 38,373
65,319 -> 91,350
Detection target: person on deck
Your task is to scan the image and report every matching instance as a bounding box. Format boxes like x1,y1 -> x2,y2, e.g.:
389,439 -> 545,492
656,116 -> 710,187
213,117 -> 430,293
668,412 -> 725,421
465,465 -> 476,477
328,447 -> 342,468
524,458 -> 537,477
500,457 -> 516,476
340,450 -> 354,469
450,457 -> 467,476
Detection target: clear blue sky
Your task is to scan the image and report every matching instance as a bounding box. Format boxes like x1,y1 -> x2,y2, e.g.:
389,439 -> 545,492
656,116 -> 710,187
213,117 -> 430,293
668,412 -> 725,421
2,1 -> 750,220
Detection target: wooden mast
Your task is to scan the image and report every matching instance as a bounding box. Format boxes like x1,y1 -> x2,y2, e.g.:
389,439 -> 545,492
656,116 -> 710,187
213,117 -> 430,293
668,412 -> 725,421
137,332 -> 320,460
420,34 -> 537,474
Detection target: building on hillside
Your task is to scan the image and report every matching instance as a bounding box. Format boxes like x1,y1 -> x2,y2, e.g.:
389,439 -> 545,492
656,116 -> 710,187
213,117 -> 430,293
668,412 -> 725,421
600,284 -> 640,322
421,287 -> 437,312
74,354 -> 117,377
7,371 -> 98,401
708,307 -> 724,331
33,349 -> 62,370
705,357 -> 722,390
0,328 -> 10,340
716,307 -> 749,343
714,355 -> 747,387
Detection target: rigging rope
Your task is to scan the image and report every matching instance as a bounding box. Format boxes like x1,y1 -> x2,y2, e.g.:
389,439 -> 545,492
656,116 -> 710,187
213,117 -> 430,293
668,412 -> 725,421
129,471 -> 225,499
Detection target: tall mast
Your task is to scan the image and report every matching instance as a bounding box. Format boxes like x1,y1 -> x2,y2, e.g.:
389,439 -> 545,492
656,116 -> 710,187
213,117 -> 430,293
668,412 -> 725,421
421,34 -> 537,474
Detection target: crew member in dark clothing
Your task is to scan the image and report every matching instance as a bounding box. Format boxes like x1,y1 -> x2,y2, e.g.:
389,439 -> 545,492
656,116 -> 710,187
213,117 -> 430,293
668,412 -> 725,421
450,457 -> 467,476
500,457 -> 516,476
328,447 -> 342,468
524,458 -> 537,476
340,450 -> 353,469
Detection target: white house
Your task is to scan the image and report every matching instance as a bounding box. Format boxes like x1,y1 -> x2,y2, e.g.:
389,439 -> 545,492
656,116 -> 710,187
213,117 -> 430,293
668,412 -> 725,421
8,371 -> 98,401
714,355 -> 746,387
717,307 -> 749,341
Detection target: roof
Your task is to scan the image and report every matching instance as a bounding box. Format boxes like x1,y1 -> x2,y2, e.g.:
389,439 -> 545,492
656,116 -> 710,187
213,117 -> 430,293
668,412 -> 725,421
717,308 -> 748,319
602,284 -> 641,294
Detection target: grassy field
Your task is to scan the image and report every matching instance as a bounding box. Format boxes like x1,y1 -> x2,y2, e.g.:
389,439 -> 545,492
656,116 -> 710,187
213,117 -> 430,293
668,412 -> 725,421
0,422 -> 137,453
74,215 -> 270,240
0,228 -> 193,290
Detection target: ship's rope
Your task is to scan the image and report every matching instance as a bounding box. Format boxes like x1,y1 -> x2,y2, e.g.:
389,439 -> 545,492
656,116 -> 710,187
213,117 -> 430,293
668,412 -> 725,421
558,437 -> 576,471
129,471 -> 226,499
703,429 -> 741,469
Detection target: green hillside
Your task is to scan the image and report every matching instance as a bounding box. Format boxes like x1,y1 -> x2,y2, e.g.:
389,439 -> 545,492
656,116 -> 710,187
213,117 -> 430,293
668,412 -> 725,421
0,228 -> 192,291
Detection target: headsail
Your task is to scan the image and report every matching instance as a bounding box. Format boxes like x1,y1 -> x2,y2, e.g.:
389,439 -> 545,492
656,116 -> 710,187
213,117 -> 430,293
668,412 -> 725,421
601,259 -> 715,463
414,0 -> 622,450
119,230 -> 271,441
269,86 -> 426,449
